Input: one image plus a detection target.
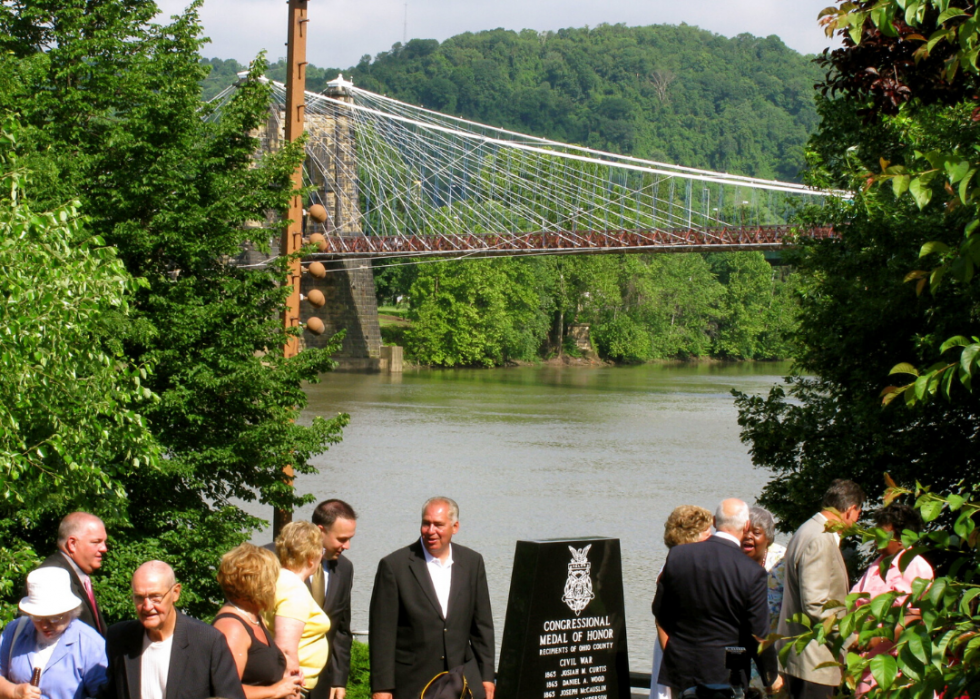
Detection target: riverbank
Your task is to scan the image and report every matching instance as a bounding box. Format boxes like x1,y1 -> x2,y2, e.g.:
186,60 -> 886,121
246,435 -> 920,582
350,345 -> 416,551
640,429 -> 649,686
373,352 -> 793,372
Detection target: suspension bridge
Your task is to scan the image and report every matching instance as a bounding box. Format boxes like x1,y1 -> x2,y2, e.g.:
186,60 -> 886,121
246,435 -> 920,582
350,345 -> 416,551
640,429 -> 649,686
208,74 -> 845,367
209,75 -> 842,261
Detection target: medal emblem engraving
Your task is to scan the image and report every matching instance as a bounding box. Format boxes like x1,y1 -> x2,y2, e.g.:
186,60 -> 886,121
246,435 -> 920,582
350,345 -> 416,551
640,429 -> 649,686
562,544 -> 595,616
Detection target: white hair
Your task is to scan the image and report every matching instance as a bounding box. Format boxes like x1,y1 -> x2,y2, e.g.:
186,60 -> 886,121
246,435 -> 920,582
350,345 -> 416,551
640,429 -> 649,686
714,499 -> 750,534
421,496 -> 459,524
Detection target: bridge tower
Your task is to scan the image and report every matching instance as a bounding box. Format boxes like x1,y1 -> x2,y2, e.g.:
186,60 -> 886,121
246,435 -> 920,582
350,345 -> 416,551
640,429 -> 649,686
300,75 -> 384,370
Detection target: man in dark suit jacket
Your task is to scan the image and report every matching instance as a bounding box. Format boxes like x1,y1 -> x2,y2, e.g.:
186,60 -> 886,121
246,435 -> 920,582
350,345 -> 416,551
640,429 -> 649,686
103,560 -> 245,699
653,499 -> 779,694
309,499 -> 358,699
369,497 -> 494,699
37,512 -> 108,636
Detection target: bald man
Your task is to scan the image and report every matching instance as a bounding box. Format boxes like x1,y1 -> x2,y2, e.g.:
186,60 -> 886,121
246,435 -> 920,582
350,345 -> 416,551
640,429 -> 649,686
103,561 -> 245,699
37,512 -> 108,635
652,499 -> 778,694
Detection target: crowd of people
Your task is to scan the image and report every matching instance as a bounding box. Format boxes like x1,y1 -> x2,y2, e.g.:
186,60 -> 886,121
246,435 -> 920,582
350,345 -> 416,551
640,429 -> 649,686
0,497 -> 494,699
651,479 -> 934,699
0,486 -> 933,699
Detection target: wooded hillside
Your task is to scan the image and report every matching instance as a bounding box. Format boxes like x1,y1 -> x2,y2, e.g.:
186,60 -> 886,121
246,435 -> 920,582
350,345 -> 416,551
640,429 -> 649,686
205,23 -> 821,182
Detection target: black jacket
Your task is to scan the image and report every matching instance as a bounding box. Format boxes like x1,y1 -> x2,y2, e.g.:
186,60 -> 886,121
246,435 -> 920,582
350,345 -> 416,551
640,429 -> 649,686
652,535 -> 778,691
369,540 -> 494,699
103,612 -> 246,699
38,552 -> 107,637
309,554 -> 354,698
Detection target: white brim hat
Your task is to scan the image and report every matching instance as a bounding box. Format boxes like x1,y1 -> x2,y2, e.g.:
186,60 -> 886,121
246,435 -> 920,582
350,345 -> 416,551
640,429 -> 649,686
19,567 -> 83,617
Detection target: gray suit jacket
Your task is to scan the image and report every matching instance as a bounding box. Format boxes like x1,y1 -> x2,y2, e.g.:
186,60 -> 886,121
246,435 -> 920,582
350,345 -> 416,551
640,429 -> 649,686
776,513 -> 849,686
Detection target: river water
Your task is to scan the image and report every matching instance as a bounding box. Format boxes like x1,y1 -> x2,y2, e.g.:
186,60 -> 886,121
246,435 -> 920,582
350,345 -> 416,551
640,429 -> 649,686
245,361 -> 792,674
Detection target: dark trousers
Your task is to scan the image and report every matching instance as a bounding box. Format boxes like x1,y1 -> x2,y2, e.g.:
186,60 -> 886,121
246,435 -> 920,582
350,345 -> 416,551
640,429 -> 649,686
788,676 -> 835,699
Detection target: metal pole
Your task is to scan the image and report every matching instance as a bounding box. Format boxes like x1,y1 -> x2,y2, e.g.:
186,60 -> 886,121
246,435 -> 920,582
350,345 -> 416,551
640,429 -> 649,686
274,0 -> 308,538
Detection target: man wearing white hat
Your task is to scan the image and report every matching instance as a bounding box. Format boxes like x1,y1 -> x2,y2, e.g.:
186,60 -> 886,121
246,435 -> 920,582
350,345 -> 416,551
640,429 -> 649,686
37,512 -> 108,636
0,567 -> 108,699
103,561 -> 245,699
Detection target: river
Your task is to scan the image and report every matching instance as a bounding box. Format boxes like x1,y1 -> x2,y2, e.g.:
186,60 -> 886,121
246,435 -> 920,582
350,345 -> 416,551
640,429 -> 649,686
244,361 -> 792,675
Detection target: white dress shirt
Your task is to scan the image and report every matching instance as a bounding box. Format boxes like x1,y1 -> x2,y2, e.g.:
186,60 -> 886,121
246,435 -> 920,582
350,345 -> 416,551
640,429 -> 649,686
421,538 -> 453,618
140,633 -> 173,699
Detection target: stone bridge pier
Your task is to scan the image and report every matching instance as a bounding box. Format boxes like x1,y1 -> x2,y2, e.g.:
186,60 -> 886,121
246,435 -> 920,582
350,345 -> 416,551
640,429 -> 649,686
245,74 -> 389,371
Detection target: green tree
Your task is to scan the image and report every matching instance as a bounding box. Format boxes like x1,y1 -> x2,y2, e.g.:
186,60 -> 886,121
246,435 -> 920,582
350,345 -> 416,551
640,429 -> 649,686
0,1 -> 346,621
711,252 -> 792,359
405,258 -> 550,366
734,4 -> 980,531
0,119 -> 159,621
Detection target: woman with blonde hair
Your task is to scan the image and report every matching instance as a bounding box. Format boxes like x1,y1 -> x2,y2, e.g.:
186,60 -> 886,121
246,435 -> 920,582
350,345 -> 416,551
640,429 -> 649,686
651,505 -> 713,699
214,544 -> 303,699
264,522 -> 330,694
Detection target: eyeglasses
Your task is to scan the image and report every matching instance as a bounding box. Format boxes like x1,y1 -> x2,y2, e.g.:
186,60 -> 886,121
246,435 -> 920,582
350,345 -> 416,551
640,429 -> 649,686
133,584 -> 176,606
30,614 -> 70,626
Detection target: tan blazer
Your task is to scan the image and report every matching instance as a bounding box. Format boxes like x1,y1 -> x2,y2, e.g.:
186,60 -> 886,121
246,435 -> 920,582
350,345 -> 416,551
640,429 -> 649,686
777,513 -> 849,686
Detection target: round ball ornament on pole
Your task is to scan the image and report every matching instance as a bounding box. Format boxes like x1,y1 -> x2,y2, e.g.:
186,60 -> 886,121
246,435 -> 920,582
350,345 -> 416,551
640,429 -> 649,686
306,289 -> 326,307
307,261 -> 327,278
308,233 -> 328,252
306,317 -> 326,335
308,204 -> 328,223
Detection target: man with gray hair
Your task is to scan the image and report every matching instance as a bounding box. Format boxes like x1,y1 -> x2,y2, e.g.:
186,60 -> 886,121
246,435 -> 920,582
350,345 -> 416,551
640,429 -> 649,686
37,512 -> 108,635
103,561 -> 245,699
369,497 -> 495,699
653,498 -> 778,694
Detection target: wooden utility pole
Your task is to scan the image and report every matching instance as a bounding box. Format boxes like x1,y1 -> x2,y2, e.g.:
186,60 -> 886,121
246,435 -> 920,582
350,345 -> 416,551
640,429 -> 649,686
274,0 -> 309,538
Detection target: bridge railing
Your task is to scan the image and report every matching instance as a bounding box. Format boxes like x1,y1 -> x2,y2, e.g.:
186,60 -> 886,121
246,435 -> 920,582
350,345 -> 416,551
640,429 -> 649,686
308,225 -> 837,259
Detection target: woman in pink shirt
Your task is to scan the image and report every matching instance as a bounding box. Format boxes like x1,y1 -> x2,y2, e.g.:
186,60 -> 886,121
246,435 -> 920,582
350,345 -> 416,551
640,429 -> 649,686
851,503 -> 934,697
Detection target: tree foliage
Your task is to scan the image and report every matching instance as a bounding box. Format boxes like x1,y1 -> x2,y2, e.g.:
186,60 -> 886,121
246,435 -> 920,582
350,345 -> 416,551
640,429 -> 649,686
391,251 -> 798,367
0,120 -> 160,622
777,482 -> 980,699
0,0 -> 346,622
214,24 -> 822,182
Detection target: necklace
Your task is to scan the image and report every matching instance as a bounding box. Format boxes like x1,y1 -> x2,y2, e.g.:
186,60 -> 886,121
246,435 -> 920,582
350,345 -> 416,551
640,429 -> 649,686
228,602 -> 260,625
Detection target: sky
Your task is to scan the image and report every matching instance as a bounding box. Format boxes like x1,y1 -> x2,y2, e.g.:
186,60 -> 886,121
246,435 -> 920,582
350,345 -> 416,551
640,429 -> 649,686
155,0 -> 840,71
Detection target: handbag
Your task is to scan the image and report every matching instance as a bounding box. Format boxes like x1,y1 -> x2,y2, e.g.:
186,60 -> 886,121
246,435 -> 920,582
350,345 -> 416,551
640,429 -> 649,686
420,665 -> 472,699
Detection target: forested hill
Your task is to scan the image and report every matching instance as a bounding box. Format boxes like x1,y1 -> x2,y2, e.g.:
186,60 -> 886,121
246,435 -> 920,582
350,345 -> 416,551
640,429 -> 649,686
203,23 -> 822,181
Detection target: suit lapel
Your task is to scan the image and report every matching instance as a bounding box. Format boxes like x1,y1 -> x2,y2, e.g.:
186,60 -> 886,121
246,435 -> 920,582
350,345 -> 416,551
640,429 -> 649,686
408,544 -> 445,620
164,613 -> 188,699
446,563 -> 465,621
124,623 -> 144,699
59,557 -> 99,631
323,554 -> 343,610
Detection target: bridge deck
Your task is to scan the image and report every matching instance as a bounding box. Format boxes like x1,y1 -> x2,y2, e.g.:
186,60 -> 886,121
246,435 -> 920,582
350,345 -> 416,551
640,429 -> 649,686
311,225 -> 835,259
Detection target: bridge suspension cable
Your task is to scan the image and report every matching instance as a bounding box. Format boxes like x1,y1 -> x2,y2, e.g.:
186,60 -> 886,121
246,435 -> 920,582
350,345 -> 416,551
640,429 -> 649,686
209,76 -> 845,258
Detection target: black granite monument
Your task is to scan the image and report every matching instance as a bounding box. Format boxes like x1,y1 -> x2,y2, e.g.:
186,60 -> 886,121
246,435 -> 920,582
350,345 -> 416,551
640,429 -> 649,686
497,538 -> 630,699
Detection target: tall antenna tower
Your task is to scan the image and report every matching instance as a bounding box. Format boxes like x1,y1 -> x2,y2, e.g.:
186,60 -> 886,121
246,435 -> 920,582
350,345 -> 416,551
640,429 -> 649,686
403,2 -> 407,43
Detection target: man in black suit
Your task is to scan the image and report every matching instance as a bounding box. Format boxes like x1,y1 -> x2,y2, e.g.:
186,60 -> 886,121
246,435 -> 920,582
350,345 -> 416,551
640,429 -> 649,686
653,499 -> 779,694
369,497 -> 495,699
37,512 -> 108,635
104,560 -> 245,699
309,499 -> 358,699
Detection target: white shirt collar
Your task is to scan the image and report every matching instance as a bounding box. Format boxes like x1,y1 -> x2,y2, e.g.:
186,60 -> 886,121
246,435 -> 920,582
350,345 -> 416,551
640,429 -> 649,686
420,537 -> 453,567
713,531 -> 742,547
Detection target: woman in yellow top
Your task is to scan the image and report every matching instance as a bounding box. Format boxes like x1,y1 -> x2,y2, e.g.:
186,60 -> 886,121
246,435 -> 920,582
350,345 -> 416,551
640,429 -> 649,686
264,522 -> 331,692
